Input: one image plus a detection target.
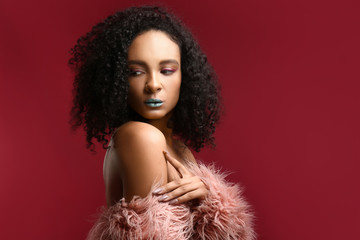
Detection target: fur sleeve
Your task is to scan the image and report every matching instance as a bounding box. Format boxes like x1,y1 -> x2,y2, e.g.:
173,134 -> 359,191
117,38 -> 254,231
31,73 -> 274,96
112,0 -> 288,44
86,182 -> 192,240
188,162 -> 256,240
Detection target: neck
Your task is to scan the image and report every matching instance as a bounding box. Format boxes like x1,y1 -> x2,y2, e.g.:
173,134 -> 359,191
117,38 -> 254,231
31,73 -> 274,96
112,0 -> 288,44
147,114 -> 174,146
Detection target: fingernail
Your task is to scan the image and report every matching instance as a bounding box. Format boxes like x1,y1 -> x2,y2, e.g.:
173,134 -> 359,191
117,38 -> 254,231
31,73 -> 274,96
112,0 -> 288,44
163,150 -> 169,155
153,187 -> 163,194
158,194 -> 168,201
169,199 -> 178,205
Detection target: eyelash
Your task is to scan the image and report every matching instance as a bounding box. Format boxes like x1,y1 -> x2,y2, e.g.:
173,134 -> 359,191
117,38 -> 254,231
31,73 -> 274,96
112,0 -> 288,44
129,70 -> 143,76
129,68 -> 176,76
161,69 -> 176,75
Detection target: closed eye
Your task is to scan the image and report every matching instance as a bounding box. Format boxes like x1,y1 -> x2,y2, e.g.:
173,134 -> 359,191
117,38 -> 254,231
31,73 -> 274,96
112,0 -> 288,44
129,69 -> 144,76
161,68 -> 176,75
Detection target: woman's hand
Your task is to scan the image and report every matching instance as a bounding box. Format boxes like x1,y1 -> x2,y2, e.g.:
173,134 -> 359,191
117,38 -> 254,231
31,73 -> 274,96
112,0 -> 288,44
152,151 -> 209,205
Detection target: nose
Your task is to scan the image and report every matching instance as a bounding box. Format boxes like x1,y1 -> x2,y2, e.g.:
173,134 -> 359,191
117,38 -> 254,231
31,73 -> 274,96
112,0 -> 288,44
145,72 -> 162,93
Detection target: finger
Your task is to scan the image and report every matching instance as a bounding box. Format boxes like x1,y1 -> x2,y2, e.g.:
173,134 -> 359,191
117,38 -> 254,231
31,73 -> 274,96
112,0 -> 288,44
152,177 -> 192,195
158,178 -> 206,201
170,189 -> 206,204
163,151 -> 191,177
158,182 -> 199,202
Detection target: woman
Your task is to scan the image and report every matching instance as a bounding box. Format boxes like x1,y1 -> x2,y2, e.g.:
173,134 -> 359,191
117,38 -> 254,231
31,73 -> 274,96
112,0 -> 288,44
69,5 -> 255,240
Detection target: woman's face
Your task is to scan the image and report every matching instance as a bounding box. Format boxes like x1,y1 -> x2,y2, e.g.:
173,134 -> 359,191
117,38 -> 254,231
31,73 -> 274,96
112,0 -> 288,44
127,30 -> 181,122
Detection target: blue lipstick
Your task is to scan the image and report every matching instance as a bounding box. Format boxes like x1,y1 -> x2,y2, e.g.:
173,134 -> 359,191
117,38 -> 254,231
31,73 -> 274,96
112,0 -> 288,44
145,99 -> 163,107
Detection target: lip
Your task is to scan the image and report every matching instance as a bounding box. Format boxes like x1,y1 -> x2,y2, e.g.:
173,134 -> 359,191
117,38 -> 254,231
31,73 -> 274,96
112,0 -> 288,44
144,98 -> 163,107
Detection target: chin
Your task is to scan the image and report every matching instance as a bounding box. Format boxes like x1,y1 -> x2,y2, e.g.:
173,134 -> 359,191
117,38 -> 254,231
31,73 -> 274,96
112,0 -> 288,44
140,111 -> 167,120
144,115 -> 167,121
140,108 -> 175,121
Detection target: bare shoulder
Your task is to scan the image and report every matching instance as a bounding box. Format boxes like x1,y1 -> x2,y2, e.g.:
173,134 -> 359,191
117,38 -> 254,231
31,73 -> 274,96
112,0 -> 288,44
112,121 -> 167,169
111,121 -> 168,201
113,121 -> 166,147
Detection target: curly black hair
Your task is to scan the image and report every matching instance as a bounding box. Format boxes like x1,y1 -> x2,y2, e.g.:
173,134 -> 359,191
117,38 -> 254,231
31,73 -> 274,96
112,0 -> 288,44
69,5 -> 222,152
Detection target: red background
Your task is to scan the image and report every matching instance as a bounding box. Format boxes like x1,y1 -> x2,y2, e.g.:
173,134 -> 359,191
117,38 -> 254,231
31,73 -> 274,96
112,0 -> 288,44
1,0 -> 359,239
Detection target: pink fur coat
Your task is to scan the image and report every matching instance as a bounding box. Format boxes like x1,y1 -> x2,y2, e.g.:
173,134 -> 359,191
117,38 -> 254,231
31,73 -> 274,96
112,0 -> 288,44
87,162 -> 255,240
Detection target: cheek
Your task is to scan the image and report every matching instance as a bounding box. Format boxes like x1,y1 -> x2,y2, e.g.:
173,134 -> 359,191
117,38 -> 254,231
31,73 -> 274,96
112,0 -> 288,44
172,74 -> 182,96
176,77 -> 182,96
167,80 -> 181,100
128,81 -> 141,96
176,82 -> 181,96
127,87 -> 135,101
127,83 -> 142,107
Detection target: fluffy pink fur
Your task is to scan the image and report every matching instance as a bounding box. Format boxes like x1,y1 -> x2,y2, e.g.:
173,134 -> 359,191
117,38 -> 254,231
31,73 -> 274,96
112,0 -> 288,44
188,162 -> 255,240
87,162 -> 255,240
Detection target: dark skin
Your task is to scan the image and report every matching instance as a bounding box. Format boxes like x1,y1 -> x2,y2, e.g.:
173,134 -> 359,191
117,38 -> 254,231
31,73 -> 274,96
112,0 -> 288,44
103,30 -> 208,207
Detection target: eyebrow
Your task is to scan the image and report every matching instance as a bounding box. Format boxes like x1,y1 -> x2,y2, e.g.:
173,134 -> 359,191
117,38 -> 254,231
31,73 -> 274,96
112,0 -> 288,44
127,59 -> 179,66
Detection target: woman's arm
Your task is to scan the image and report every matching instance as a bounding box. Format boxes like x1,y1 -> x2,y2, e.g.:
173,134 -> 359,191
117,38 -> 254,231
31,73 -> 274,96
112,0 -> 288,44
153,151 -> 209,204
87,122 -> 193,239
112,121 -> 168,202
154,152 -> 255,240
